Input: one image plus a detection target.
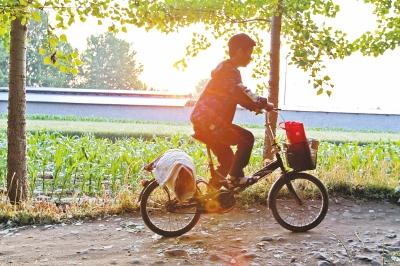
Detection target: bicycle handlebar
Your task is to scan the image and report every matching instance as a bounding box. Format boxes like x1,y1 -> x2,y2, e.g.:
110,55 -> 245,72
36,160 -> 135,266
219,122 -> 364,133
255,107 -> 281,115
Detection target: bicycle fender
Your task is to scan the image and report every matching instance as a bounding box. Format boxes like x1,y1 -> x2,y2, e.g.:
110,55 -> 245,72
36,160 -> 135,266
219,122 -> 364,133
267,171 -> 306,208
267,172 -> 296,209
137,179 -> 156,203
267,177 -> 281,209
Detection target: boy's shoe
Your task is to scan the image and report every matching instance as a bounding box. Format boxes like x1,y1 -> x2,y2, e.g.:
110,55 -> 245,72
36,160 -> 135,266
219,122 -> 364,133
227,175 -> 256,189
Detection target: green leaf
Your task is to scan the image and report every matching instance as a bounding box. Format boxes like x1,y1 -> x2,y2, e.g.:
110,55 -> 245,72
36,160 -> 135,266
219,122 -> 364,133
121,26 -> 127,33
49,38 -> 58,48
60,34 -> 67,43
71,50 -> 79,58
32,11 -> 41,22
21,17 -> 27,26
74,58 -> 82,66
326,90 -> 332,97
60,65 -> 69,73
71,68 -> 78,75
68,16 -> 74,26
317,88 -> 324,95
108,25 -> 116,32
44,57 -> 52,65
39,48 -> 46,55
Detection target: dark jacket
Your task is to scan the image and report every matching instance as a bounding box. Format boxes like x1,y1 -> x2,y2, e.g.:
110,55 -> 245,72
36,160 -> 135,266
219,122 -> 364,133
191,59 -> 267,132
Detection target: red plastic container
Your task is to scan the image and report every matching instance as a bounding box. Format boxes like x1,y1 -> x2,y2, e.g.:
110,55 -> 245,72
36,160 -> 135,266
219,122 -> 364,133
282,121 -> 307,144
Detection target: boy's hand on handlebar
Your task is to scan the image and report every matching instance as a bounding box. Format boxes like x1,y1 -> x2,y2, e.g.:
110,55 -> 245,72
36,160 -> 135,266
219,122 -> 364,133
254,103 -> 275,115
264,102 -> 274,111
258,97 -> 274,111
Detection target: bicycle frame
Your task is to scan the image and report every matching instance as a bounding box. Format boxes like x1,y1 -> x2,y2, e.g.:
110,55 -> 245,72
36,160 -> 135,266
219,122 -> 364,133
139,111 -> 328,235
138,110 -> 303,208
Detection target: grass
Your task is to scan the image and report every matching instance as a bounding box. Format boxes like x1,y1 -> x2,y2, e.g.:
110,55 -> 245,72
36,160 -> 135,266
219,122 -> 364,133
0,114 -> 399,226
0,188 -> 138,225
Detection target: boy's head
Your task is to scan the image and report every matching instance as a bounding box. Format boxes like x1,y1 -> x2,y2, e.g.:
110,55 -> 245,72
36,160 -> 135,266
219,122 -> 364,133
228,33 -> 256,67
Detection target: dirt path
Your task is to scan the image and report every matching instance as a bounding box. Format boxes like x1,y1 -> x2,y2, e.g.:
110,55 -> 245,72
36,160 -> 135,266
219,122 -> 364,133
1,198 -> 399,266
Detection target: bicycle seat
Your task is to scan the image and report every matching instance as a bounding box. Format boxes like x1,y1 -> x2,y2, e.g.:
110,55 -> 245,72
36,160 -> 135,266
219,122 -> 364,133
191,132 -> 216,158
191,132 -> 209,145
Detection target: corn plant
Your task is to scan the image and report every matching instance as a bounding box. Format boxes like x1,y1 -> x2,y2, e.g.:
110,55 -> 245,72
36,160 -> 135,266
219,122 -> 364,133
0,132 -> 398,200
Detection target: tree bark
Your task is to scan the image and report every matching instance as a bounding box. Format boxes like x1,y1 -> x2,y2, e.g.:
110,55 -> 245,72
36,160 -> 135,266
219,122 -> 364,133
7,17 -> 28,203
264,6 -> 282,160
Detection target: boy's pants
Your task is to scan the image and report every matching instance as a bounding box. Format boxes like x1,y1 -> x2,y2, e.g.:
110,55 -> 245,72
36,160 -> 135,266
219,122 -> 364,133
194,124 -> 254,178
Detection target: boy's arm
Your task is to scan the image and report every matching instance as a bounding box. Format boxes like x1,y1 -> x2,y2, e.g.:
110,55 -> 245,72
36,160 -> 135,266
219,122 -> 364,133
227,76 -> 274,112
232,83 -> 274,112
208,64 -> 273,111
222,67 -> 272,111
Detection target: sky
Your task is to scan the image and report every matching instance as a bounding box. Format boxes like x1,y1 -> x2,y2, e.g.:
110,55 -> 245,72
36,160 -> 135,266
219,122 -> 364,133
64,0 -> 399,114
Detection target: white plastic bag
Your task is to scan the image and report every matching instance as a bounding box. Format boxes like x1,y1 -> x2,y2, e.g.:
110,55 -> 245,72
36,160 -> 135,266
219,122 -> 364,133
152,149 -> 196,202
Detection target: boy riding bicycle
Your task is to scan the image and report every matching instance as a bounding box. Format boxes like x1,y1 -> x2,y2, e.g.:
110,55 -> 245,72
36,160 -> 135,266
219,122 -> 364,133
190,33 -> 274,189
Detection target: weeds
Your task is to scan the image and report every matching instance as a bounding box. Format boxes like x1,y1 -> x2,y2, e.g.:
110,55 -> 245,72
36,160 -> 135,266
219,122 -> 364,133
0,186 -> 139,226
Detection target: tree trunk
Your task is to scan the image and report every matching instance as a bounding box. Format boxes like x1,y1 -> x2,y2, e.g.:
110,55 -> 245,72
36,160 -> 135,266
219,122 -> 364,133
7,17 -> 28,203
264,6 -> 282,160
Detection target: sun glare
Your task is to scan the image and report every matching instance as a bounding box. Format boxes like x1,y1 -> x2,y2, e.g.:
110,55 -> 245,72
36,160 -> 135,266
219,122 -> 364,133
63,7 -> 400,112
126,29 -> 226,94
65,19 -> 225,94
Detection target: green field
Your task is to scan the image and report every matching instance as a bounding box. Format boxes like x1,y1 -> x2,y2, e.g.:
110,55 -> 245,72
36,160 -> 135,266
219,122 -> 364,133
0,115 -> 399,225
0,117 -> 399,143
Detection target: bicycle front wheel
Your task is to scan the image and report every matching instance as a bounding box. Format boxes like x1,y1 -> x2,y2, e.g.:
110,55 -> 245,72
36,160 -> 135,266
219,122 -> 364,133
140,180 -> 201,237
268,172 -> 328,232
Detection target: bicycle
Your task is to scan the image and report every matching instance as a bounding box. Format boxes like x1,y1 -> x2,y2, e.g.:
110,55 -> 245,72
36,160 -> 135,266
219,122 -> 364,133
138,109 -> 329,237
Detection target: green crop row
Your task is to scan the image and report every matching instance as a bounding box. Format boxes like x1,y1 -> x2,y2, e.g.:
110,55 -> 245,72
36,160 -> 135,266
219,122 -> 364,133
0,132 -> 398,200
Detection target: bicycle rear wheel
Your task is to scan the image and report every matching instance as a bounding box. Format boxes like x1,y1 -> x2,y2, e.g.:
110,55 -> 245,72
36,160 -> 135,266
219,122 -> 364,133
268,172 -> 328,232
140,180 -> 201,237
